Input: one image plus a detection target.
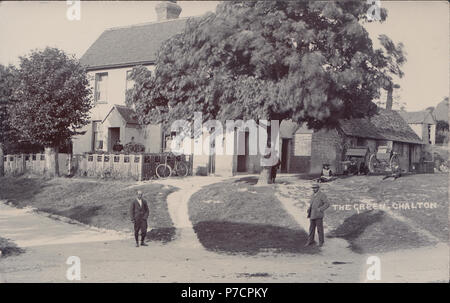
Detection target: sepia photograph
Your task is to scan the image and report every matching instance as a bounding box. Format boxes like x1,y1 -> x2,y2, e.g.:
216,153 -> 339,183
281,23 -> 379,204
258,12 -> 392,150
0,0 -> 448,290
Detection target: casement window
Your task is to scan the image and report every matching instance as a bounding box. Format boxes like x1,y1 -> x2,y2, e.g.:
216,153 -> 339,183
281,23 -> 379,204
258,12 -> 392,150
125,70 -> 134,93
94,72 -> 108,103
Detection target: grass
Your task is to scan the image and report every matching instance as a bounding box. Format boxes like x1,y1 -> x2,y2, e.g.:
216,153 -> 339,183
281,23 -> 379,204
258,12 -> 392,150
0,237 -> 24,258
0,176 -> 177,242
364,174 -> 448,242
317,174 -> 447,252
188,176 -> 319,255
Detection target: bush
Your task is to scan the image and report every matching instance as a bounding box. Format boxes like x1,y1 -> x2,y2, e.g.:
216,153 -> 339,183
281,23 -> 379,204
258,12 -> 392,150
123,141 -> 145,153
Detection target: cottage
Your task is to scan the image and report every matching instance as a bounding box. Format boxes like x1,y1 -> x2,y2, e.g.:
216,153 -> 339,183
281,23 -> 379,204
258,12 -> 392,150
398,110 -> 436,145
73,1 -> 187,154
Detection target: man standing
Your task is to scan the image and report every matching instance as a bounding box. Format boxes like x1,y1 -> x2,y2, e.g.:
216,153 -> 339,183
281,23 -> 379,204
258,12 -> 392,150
130,190 -> 149,247
305,183 -> 330,247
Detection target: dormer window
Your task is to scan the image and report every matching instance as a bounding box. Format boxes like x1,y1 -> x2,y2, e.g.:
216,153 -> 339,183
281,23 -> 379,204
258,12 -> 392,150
94,72 -> 108,104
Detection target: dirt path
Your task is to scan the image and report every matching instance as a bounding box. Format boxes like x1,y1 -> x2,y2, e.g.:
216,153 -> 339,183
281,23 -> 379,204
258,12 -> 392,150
0,199 -> 367,282
273,175 -> 448,282
0,175 -> 447,282
275,182 -> 355,259
153,176 -> 227,248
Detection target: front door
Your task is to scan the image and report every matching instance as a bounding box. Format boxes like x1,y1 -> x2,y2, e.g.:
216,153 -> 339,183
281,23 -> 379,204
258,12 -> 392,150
108,127 -> 120,152
237,131 -> 249,172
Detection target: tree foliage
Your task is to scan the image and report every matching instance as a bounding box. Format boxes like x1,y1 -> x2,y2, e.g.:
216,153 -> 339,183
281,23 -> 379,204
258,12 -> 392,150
0,64 -> 19,150
9,47 -> 93,149
127,1 -> 405,132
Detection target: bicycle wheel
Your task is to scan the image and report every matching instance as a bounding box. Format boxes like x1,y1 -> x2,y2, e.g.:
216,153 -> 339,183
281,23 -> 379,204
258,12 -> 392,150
156,164 -> 172,179
175,162 -> 188,177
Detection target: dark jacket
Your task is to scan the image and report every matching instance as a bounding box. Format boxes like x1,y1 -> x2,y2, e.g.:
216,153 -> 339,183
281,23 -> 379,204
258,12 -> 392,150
130,198 -> 149,222
307,191 -> 330,220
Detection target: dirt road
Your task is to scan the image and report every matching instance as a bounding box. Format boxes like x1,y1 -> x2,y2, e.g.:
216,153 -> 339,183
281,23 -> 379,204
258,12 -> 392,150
0,175 -> 447,282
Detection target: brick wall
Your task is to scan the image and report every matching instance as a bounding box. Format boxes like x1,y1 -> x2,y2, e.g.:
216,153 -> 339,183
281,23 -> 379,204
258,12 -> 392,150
288,135 -> 311,173
310,129 -> 344,174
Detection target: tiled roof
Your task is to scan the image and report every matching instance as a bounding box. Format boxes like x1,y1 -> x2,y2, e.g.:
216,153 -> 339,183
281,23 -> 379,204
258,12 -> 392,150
80,18 -> 188,70
115,105 -> 139,124
397,110 -> 435,124
340,108 -> 423,144
103,105 -> 139,125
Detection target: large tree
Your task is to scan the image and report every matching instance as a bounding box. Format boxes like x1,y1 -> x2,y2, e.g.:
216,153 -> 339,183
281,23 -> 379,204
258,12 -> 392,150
127,1 -> 405,183
0,64 -> 19,176
9,47 -> 92,177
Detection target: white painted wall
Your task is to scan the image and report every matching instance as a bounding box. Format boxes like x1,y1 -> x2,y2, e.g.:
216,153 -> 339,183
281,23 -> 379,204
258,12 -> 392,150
409,123 -> 423,140
87,65 -> 155,121
73,65 -> 160,154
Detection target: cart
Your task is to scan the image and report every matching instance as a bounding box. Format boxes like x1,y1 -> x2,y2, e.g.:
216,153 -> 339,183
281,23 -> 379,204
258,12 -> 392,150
342,146 -> 370,175
368,146 -> 400,174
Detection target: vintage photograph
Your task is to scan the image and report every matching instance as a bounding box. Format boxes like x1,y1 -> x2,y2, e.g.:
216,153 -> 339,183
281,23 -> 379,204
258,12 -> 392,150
0,1 -> 448,285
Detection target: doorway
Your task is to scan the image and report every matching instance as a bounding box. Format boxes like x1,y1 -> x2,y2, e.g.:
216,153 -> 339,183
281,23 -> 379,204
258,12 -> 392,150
108,127 -> 120,152
237,131 -> 249,172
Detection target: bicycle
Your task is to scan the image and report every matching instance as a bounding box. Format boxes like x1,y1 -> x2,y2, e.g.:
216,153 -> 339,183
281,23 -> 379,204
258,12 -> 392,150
155,153 -> 189,179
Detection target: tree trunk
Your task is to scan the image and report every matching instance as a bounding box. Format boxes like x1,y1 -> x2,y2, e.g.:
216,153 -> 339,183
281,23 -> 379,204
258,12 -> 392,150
44,146 -> 59,178
0,143 -> 4,177
255,120 -> 276,186
256,166 -> 272,186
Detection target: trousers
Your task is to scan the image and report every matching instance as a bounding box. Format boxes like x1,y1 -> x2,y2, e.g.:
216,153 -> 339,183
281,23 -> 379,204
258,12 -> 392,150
307,218 -> 324,245
134,219 -> 148,243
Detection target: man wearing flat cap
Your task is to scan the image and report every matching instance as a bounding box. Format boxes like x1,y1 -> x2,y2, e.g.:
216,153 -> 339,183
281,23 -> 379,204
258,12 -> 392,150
305,183 -> 330,247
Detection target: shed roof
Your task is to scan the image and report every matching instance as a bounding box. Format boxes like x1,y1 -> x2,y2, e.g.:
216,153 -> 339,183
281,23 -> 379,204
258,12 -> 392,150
397,111 -> 435,124
339,108 -> 423,144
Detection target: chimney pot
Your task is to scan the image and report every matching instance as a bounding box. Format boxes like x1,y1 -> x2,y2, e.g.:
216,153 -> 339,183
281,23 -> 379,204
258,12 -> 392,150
386,86 -> 393,110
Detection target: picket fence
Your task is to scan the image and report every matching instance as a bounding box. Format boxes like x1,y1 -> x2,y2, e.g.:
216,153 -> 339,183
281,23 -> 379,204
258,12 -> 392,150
2,153 -> 193,181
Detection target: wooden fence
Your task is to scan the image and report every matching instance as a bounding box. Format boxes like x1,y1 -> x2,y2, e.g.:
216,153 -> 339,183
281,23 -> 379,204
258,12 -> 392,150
2,153 -> 193,181
3,153 -> 70,176
75,153 -> 193,181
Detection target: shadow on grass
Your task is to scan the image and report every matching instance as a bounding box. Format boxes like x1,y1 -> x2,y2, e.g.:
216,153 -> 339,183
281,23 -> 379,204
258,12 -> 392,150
146,227 -> 176,244
0,176 -> 48,207
193,221 -> 319,255
38,205 -> 103,225
292,174 -> 320,180
233,176 -> 259,185
0,237 -> 25,258
328,210 -> 384,253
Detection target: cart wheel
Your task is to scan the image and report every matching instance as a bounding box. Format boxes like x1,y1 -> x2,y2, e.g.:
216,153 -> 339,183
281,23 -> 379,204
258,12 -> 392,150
368,154 -> 376,173
389,154 -> 400,171
156,164 -> 172,179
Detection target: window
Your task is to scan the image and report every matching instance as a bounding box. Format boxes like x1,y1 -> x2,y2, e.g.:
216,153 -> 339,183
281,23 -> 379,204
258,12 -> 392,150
428,124 -> 432,144
94,72 -> 108,103
92,121 -> 103,151
125,70 -> 134,93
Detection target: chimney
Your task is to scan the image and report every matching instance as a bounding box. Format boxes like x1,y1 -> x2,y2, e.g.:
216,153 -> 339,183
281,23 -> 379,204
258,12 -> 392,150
155,1 -> 182,22
386,85 -> 393,110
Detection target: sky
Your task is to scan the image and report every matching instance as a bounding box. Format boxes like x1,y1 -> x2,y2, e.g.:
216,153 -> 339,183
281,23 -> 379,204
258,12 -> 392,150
0,1 -> 448,111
